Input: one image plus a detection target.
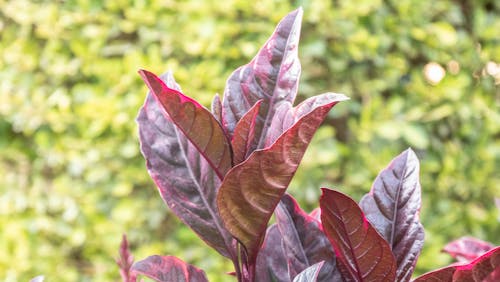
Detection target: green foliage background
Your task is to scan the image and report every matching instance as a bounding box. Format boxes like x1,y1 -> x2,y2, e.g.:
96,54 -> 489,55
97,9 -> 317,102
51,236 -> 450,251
1,0 -> 499,281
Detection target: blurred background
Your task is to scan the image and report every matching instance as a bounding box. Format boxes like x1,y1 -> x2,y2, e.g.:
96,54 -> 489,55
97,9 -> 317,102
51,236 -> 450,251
0,0 -> 499,281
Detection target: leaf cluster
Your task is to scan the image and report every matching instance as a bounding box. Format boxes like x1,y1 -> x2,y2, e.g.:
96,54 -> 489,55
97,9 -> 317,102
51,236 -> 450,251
128,9 -> 500,282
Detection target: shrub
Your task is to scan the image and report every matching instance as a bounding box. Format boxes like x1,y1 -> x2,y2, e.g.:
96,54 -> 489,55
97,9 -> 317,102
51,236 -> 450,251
124,9 -> 500,282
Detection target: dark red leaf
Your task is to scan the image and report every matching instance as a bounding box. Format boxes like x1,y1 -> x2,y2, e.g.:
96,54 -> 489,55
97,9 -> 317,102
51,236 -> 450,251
276,194 -> 341,281
132,255 -> 208,282
231,100 -> 262,164
217,97 -> 340,264
292,261 -> 325,282
359,148 -> 424,282
137,72 -> 233,258
443,237 -> 495,263
320,188 -> 396,282
255,225 -> 289,282
414,246 -> 500,282
221,8 -> 302,150
139,69 -> 232,179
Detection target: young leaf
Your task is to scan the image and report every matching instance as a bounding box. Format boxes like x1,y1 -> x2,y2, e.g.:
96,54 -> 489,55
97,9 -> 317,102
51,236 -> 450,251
211,93 -> 223,124
309,208 -> 321,222
132,255 -> 208,282
116,234 -> 136,282
443,236 -> 495,263
414,246 -> 500,282
495,198 -> 500,222
255,225 -> 289,282
359,148 -> 424,282
292,261 -> 325,282
217,98 -> 341,264
222,8 -> 302,150
137,72 -> 233,258
320,188 -> 397,281
29,276 -> 45,282
139,69 -> 232,179
231,100 -> 262,164
264,93 -> 348,147
276,194 -> 341,281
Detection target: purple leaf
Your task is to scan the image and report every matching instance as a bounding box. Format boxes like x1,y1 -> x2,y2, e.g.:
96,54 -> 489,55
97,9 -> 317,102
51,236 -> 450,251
309,208 -> 321,222
264,93 -> 348,147
443,237 -> 495,263
217,97 -> 342,264
292,261 -> 325,282
139,69 -> 232,179
211,94 -> 223,124
320,188 -> 397,282
255,224 -> 289,282
276,194 -> 341,281
359,148 -> 424,282
221,8 -> 303,150
231,100 -> 262,164
414,246 -> 500,282
132,255 -> 208,282
137,72 -> 233,258
116,234 -> 136,282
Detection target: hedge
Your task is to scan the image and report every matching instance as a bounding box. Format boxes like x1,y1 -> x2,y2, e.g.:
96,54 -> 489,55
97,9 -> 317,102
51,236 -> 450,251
0,0 -> 498,281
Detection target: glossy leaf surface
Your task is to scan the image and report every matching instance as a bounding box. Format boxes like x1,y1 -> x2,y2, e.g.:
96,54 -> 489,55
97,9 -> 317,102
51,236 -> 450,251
132,255 -> 208,282
359,148 -> 424,282
414,246 -> 500,282
292,262 -> 325,282
320,188 -> 396,282
217,98 -> 340,264
222,8 -> 302,150
276,194 -> 341,281
443,236 -> 495,263
139,69 -> 232,179
231,100 -> 262,164
255,225 -> 288,282
137,72 -> 232,258
264,93 -> 348,147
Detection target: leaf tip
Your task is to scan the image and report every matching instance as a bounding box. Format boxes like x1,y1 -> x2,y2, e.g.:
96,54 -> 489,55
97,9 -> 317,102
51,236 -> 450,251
138,69 -> 164,94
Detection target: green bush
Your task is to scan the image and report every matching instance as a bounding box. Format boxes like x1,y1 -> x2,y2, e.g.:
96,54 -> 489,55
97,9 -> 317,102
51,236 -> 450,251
0,0 -> 498,281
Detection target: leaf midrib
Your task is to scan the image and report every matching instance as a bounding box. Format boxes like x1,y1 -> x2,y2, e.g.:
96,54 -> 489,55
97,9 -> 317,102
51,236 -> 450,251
256,15 -> 299,150
174,125 -> 232,256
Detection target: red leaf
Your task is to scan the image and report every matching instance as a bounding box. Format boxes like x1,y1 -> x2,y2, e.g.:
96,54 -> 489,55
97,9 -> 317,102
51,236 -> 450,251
217,97 -> 339,264
137,72 -> 233,258
139,69 -> 232,179
443,237 -> 495,263
131,255 -> 208,282
222,8 -> 303,150
276,194 -> 341,281
359,148 -> 424,282
320,188 -> 397,282
231,100 -> 262,164
414,246 -> 500,282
